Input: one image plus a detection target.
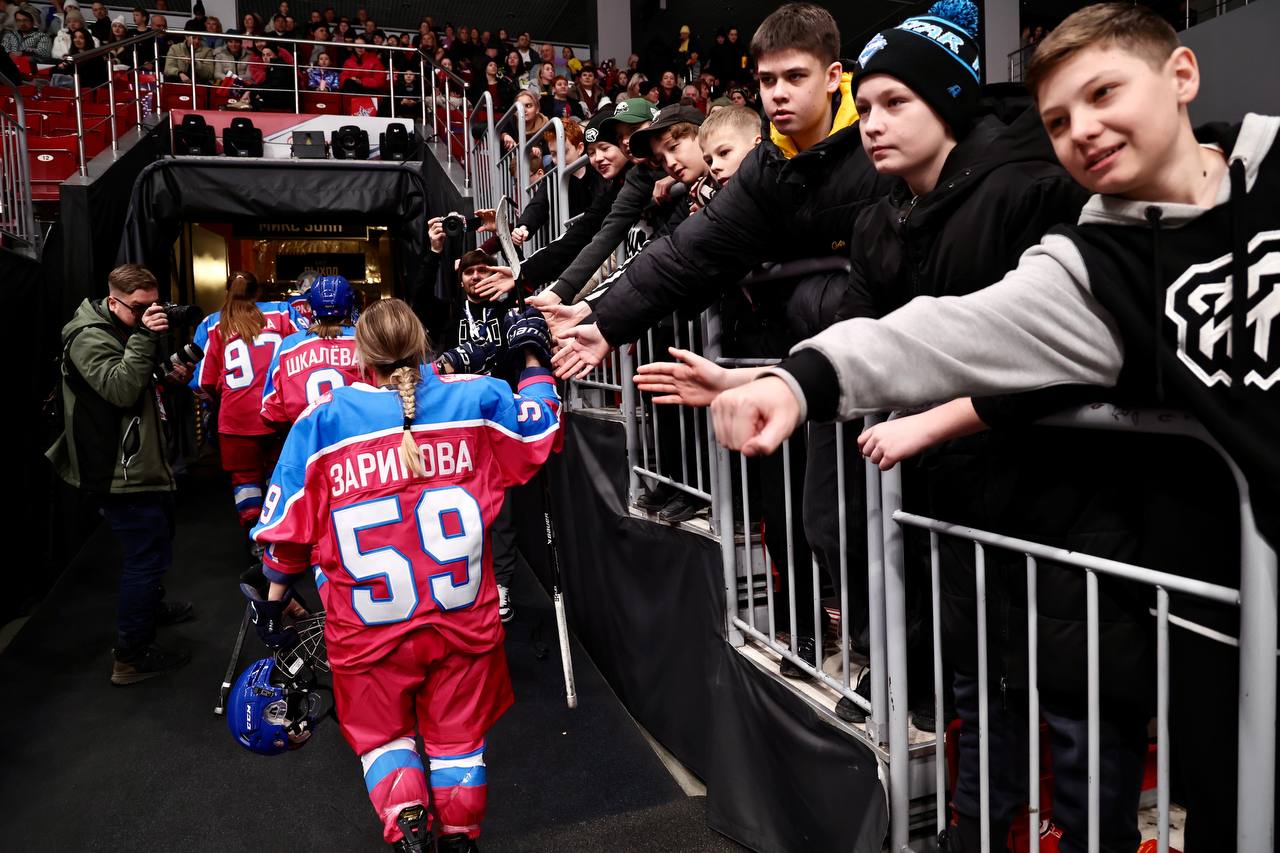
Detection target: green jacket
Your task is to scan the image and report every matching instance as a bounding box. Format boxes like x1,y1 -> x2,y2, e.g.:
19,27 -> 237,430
46,298 -> 175,494
164,41 -> 217,83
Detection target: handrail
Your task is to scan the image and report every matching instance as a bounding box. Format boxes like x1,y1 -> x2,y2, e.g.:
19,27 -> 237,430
0,70 -> 38,256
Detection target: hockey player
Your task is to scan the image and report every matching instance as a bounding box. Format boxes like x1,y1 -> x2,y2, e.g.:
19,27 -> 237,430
195,271 -> 296,534
261,275 -> 365,428
249,298 -> 558,852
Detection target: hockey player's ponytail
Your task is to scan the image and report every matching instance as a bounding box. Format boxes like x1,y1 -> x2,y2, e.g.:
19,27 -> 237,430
221,271 -> 266,344
355,299 -> 430,478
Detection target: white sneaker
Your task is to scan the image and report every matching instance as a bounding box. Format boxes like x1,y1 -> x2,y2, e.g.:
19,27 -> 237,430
497,584 -> 513,623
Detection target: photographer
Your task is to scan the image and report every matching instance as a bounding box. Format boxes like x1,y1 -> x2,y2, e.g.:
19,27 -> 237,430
46,264 -> 194,687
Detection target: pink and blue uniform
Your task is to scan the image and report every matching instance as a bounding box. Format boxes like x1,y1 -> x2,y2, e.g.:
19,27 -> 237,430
192,302 -> 302,524
260,326 -> 365,427
250,364 -> 561,843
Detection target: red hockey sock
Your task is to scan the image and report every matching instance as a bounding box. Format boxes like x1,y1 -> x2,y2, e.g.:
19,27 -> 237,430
427,739 -> 487,838
361,737 -> 430,843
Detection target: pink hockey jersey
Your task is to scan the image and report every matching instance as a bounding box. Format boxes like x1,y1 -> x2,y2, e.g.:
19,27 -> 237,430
260,326 -> 366,427
251,366 -> 562,671
197,304 -> 296,436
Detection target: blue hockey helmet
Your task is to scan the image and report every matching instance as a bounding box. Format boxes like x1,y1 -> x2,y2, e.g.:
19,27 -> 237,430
227,657 -> 323,756
308,275 -> 356,320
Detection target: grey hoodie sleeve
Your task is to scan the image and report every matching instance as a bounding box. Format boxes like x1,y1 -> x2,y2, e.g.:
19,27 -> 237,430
768,233 -> 1127,421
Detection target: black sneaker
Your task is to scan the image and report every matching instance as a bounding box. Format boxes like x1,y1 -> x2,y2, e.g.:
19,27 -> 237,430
835,670 -> 873,723
497,584 -> 513,624
110,642 -> 192,686
436,834 -> 478,853
779,636 -> 817,680
910,698 -> 937,734
658,493 -> 703,524
154,600 -> 194,626
392,804 -> 433,853
635,484 -> 675,512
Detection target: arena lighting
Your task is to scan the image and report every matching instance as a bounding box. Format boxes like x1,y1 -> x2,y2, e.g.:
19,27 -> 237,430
291,130 -> 328,159
223,118 -> 264,158
378,123 -> 418,161
330,125 -> 370,161
174,114 -> 218,156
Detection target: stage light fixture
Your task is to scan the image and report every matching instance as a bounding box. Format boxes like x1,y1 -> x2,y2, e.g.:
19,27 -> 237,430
223,117 -> 264,158
378,123 -> 418,161
331,125 -> 370,161
174,113 -> 218,156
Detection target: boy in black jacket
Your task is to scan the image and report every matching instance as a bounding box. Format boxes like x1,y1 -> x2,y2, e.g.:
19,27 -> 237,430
552,2 -> 892,378
713,5 -> 1278,849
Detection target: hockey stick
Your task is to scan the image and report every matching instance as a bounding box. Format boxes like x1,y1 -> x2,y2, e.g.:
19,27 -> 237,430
214,603 -> 251,716
494,195 -> 578,710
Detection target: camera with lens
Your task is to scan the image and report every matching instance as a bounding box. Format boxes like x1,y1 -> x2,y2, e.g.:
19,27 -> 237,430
154,341 -> 205,384
442,212 -> 470,239
161,302 -> 205,328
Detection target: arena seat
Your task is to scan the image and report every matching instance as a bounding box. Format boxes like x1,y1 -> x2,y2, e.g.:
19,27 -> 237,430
302,91 -> 342,114
39,86 -> 77,100
27,135 -> 78,200
160,82 -> 209,112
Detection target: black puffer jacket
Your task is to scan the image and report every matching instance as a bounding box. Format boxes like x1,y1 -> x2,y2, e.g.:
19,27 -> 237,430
592,81 -> 893,345
840,106 -> 1156,711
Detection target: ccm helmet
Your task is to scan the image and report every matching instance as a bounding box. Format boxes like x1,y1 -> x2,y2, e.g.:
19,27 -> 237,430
227,656 -> 323,756
308,275 -> 356,320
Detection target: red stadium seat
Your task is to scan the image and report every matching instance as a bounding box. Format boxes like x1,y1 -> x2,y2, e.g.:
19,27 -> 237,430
28,134 -> 79,199
40,86 -> 78,100
160,82 -> 209,112
302,91 -> 342,114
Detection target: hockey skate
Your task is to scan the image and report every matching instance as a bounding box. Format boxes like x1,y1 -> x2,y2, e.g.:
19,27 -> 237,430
392,804 -> 434,853
436,833 -> 480,853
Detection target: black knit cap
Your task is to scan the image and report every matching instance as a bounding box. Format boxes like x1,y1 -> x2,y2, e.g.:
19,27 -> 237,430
852,0 -> 982,138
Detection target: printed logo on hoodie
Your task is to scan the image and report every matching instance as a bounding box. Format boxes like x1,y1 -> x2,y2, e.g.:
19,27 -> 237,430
1165,229 -> 1280,390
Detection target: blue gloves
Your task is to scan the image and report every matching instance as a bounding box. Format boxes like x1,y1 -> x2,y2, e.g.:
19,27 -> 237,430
439,339 -> 501,375
505,308 -> 553,366
241,583 -> 298,651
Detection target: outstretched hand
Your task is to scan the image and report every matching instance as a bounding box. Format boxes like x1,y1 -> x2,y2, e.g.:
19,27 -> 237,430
473,208 -> 498,233
541,302 -> 592,341
710,377 -> 802,456
633,347 -> 729,407
857,417 -> 932,471
551,323 -> 610,379
473,267 -> 515,301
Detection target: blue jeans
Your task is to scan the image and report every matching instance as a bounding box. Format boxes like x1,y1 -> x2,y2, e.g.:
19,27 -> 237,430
952,673 -> 1147,853
100,492 -> 174,650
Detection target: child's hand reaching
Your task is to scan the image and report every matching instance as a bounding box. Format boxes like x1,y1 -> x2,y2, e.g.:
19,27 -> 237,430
633,348 -> 763,407
856,399 -> 987,470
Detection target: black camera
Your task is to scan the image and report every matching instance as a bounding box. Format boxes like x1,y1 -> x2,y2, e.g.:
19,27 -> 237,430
162,302 -> 205,327
442,212 -> 469,238
154,342 -> 204,384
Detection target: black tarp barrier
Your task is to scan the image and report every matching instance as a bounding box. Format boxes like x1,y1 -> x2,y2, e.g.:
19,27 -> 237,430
117,158 -> 433,300
513,412 -> 889,852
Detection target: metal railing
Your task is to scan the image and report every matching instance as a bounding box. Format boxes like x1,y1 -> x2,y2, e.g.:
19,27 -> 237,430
453,70 -> 1277,848
0,71 -> 39,255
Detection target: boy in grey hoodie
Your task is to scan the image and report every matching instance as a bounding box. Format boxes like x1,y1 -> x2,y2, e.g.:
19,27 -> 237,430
709,4 -> 1277,848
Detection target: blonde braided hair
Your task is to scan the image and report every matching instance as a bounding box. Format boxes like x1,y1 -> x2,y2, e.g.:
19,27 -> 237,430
354,299 -> 430,479
390,364 -> 424,477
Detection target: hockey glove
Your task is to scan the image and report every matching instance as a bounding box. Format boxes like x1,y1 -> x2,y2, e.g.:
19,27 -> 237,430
439,339 -> 500,375
241,582 -> 299,651
505,310 -> 553,366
